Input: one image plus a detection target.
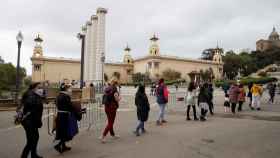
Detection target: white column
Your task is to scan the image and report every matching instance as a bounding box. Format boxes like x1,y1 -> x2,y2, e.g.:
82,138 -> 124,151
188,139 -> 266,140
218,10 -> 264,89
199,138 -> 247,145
84,22 -> 91,82
89,15 -> 98,82
96,8 -> 107,82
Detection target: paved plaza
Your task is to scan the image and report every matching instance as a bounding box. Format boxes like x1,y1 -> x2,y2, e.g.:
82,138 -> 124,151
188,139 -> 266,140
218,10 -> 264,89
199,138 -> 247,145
1,87 -> 280,158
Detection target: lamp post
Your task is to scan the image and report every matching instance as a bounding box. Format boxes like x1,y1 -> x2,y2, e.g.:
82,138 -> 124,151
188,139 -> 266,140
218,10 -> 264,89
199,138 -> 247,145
101,52 -> 105,88
77,27 -> 86,89
15,31 -> 23,104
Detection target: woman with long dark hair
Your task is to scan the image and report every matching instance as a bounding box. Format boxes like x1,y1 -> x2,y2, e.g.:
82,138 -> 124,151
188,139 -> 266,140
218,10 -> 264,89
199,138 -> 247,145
20,82 -> 44,158
134,85 -> 150,136
185,82 -> 198,121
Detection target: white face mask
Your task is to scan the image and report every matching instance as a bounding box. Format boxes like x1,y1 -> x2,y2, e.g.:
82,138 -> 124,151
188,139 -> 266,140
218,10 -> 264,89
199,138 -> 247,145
67,89 -> 72,95
35,89 -> 44,97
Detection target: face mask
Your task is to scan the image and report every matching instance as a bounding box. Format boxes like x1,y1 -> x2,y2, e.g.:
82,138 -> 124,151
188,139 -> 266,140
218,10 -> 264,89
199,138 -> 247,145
35,89 -> 44,97
67,89 -> 72,95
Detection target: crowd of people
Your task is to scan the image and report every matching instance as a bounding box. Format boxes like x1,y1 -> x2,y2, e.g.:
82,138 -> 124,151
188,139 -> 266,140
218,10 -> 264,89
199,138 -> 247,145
16,78 -> 277,158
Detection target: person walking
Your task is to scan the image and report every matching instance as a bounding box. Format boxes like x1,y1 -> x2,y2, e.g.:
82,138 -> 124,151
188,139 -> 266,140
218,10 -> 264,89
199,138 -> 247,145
238,84 -> 246,111
207,83 -> 214,115
268,82 -> 276,104
134,85 -> 150,136
251,84 -> 263,110
20,82 -> 44,158
100,78 -> 121,143
247,82 -> 253,108
222,82 -> 230,95
54,83 -> 78,154
229,83 -> 240,114
198,83 -> 210,121
156,78 -> 169,125
185,82 -> 198,121
224,93 -> 230,113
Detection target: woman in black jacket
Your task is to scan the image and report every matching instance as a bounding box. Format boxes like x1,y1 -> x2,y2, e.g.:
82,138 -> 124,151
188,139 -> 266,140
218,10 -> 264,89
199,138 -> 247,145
134,85 -> 150,136
54,83 -> 77,153
198,83 -> 210,121
21,82 -> 44,158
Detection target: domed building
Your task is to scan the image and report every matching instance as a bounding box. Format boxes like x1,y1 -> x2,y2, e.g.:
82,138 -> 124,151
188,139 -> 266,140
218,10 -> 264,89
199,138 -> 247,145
256,27 -> 280,52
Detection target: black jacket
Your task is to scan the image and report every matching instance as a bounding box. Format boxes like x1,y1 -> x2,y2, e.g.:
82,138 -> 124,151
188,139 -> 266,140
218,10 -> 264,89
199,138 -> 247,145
135,92 -> 150,122
198,88 -> 210,104
55,92 -> 74,141
21,90 -> 44,128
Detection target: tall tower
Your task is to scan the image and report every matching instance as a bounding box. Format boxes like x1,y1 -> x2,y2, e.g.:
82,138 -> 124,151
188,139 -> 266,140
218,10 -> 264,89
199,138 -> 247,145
149,34 -> 160,56
95,8 -> 108,82
123,45 -> 133,64
212,45 -> 223,63
33,34 -> 43,57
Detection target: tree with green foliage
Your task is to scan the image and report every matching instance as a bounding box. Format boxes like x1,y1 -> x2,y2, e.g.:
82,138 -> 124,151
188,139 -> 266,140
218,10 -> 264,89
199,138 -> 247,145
201,48 -> 224,60
162,69 -> 181,81
0,63 -> 26,97
132,72 -> 151,83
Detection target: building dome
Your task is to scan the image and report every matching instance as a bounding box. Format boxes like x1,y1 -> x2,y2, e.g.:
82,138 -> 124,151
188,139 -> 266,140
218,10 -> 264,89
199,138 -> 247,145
269,27 -> 279,41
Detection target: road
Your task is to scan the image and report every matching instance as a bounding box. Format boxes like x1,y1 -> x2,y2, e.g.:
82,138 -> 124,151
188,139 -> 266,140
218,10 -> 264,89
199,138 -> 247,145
0,86 -> 280,158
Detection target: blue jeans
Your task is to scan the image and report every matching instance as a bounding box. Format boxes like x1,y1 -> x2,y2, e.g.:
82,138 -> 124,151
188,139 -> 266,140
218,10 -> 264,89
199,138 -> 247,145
158,103 -> 166,121
136,121 -> 144,133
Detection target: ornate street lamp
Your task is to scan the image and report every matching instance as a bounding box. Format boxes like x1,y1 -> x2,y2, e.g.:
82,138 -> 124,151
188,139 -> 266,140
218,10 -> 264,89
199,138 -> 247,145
77,26 -> 86,89
15,31 -> 23,104
101,52 -> 105,88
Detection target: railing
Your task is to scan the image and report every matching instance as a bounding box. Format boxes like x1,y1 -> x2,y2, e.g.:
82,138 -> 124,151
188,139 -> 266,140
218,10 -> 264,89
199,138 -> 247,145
45,97 -> 105,137
168,92 -> 186,106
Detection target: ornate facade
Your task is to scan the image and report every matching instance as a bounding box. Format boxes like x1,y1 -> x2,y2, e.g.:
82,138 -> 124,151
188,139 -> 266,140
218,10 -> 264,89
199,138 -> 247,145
256,27 -> 280,52
31,34 -> 223,84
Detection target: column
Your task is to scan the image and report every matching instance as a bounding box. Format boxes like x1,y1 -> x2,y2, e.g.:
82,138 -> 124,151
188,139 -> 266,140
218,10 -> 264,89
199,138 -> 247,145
89,15 -> 98,82
96,8 -> 107,82
84,22 -> 91,82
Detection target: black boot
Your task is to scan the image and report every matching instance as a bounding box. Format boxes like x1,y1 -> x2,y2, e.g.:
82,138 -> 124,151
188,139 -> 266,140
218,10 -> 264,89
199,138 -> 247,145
200,109 -> 206,121
186,105 -> 191,120
192,106 -> 198,120
54,143 -> 63,154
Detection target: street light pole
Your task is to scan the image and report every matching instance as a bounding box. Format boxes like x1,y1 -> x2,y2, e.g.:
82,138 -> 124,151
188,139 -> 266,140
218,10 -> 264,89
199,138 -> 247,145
15,31 -> 23,104
101,52 -> 105,89
77,31 -> 86,89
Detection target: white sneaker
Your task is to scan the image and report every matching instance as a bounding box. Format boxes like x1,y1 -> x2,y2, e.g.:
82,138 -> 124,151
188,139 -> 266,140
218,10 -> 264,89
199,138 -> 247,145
112,135 -> 120,139
99,136 -> 106,143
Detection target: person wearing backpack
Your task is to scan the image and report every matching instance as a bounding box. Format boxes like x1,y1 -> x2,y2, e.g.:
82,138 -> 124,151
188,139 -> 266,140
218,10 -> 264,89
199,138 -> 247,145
20,82 -> 44,158
134,84 -> 150,136
198,83 -> 210,121
100,78 -> 121,143
156,78 -> 169,125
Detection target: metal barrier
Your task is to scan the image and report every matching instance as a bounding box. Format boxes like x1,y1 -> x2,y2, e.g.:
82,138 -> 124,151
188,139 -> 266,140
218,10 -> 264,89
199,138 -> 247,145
168,92 -> 186,106
46,97 -> 105,137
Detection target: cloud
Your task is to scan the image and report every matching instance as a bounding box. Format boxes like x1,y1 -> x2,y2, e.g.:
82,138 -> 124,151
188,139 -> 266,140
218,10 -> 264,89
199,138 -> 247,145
0,0 -> 280,75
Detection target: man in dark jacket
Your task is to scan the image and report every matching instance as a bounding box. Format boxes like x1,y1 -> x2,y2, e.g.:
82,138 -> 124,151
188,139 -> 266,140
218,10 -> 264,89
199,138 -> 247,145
20,82 -> 44,158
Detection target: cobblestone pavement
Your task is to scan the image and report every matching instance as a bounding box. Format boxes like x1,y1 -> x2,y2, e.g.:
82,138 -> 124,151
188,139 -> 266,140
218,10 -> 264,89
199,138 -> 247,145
0,87 -> 280,158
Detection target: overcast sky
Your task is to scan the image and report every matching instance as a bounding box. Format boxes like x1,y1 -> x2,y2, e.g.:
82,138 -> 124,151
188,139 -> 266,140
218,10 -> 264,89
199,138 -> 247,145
0,0 -> 279,75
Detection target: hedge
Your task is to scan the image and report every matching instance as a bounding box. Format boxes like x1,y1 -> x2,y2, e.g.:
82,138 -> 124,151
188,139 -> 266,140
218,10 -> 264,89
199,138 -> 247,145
215,77 -> 278,87
121,79 -> 186,86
